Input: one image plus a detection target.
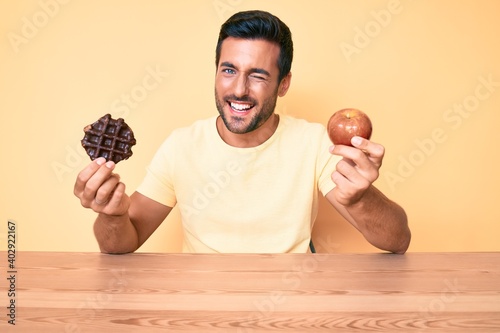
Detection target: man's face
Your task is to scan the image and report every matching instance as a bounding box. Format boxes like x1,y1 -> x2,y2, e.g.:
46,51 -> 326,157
215,37 -> 289,134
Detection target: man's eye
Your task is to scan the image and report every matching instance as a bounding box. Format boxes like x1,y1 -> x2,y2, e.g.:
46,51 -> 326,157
250,74 -> 266,81
222,68 -> 235,74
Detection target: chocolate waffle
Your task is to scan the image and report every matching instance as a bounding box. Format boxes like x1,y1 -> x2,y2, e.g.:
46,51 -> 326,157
81,114 -> 136,163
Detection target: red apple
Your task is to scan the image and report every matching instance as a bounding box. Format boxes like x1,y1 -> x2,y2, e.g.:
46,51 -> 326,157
327,108 -> 372,146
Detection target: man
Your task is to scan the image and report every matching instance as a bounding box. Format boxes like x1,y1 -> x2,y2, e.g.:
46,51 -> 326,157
74,10 -> 410,254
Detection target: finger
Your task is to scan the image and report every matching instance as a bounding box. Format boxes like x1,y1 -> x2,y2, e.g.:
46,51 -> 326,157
335,159 -> 371,188
331,144 -> 373,171
331,166 -> 371,206
351,136 -> 385,163
81,160 -> 116,204
97,182 -> 129,216
94,174 -> 121,205
331,140 -> 384,170
340,153 -> 379,184
108,182 -> 128,212
331,170 -> 361,206
74,157 -> 106,197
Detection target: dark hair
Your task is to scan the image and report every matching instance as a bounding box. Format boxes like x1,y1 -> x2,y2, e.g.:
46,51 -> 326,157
215,10 -> 293,83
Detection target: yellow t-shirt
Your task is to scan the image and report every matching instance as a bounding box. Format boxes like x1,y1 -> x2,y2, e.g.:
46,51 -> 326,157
136,115 -> 340,253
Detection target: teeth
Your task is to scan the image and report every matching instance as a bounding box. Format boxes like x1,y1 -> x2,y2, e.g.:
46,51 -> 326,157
231,102 -> 252,111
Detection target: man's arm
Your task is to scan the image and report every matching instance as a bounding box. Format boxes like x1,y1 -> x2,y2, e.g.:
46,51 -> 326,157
74,157 -> 172,254
326,185 -> 410,254
326,137 -> 411,254
92,192 -> 172,254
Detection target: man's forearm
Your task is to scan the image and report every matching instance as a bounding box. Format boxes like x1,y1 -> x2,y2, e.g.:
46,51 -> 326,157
93,213 -> 139,254
346,186 -> 411,254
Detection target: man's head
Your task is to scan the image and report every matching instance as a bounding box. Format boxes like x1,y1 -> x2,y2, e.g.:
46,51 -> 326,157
215,10 -> 293,83
214,10 -> 294,140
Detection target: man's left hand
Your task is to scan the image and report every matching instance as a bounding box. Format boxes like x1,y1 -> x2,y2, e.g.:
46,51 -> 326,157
329,136 -> 385,206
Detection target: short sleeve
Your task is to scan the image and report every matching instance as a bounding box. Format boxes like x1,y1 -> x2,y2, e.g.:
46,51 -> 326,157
317,129 -> 341,196
135,134 -> 177,207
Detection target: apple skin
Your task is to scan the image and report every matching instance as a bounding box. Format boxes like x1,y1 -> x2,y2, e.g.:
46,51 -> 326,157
327,108 -> 372,146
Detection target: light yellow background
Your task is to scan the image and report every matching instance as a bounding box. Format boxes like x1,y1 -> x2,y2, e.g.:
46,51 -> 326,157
1,0 -> 499,253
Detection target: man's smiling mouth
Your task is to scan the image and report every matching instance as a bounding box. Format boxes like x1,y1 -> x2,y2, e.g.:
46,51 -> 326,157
229,101 -> 254,113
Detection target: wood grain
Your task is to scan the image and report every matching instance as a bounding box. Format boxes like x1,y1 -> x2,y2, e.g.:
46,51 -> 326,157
1,252 -> 499,332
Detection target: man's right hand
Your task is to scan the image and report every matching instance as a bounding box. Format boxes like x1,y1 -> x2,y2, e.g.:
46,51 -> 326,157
74,157 -> 130,216
74,157 -> 173,254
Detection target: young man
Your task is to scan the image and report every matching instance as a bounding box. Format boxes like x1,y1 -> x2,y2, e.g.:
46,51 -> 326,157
74,10 -> 411,254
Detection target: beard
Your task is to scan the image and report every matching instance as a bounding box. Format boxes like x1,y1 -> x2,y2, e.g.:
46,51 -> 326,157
215,88 -> 278,134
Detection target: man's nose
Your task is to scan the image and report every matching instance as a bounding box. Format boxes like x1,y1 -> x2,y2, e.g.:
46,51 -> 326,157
233,75 -> 249,97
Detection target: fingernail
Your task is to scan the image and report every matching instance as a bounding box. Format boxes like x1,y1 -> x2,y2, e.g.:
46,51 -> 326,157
329,145 -> 335,153
351,136 -> 362,146
95,157 -> 106,165
105,161 -> 115,168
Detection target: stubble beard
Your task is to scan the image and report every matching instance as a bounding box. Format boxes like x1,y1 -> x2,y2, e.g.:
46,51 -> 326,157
215,88 -> 278,135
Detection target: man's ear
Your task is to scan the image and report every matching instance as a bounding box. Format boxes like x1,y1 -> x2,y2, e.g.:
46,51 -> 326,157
278,72 -> 292,97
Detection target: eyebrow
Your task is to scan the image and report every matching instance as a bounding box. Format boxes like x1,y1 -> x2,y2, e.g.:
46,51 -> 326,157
220,61 -> 271,77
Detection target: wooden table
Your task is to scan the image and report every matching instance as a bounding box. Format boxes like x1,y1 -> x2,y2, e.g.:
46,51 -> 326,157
1,252 -> 499,332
